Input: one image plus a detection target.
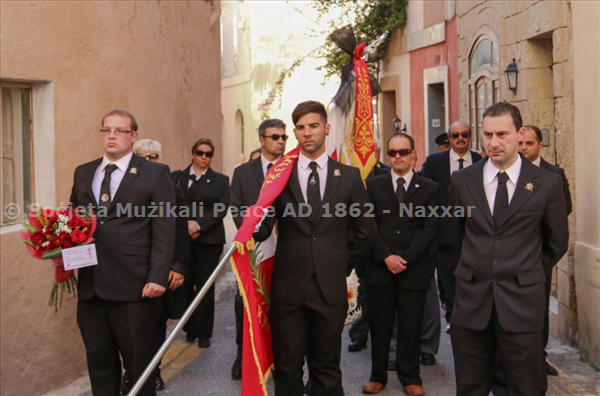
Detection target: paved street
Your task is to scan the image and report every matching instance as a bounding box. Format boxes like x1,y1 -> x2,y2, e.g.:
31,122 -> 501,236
50,218 -> 600,396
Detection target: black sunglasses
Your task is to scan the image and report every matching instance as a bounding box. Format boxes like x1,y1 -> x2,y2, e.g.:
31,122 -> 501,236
387,148 -> 413,157
261,134 -> 288,141
194,150 -> 214,158
137,154 -> 159,161
451,132 -> 470,139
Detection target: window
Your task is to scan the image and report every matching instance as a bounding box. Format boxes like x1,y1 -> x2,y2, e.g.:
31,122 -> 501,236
468,36 -> 500,149
1,84 -> 33,225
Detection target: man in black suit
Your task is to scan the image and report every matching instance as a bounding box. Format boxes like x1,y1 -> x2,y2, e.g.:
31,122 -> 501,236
347,139 -> 391,353
230,118 -> 287,380
519,124 -> 572,382
255,101 -> 376,396
69,109 -> 175,396
449,102 -> 569,395
421,122 -> 482,331
361,133 -> 441,396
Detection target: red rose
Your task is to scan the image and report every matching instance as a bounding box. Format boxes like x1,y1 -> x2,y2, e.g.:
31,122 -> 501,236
70,229 -> 87,244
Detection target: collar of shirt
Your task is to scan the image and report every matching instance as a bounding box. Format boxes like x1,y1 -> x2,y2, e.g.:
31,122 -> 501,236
532,156 -> 541,167
450,148 -> 472,167
391,169 -> 414,192
260,153 -> 281,176
485,155 -> 522,186
189,166 -> 207,179
298,151 -> 328,171
100,152 -> 132,174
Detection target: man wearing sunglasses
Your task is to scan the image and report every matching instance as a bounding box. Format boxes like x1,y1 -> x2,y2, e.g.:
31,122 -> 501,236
229,118 -> 287,381
421,121 -> 483,334
362,133 -> 441,396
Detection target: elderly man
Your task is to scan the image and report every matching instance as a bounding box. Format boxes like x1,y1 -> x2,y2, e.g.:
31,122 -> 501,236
421,122 -> 483,332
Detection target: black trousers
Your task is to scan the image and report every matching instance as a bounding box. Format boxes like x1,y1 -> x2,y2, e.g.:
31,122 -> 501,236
421,276 -> 441,355
368,280 -> 426,387
77,296 -> 157,396
451,305 -> 544,396
437,243 -> 460,323
234,287 -> 244,359
348,273 -> 369,344
269,275 -> 347,396
184,243 -> 223,339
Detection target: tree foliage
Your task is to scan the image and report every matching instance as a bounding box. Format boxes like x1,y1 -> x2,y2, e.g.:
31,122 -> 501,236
310,0 -> 408,81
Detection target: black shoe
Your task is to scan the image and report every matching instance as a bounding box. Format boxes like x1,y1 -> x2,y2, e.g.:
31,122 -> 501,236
155,371 -> 165,391
186,333 -> 197,343
231,358 -> 242,380
546,361 -> 558,376
348,340 -> 367,352
198,338 -> 211,348
420,353 -> 436,366
119,373 -> 130,395
386,360 -> 396,371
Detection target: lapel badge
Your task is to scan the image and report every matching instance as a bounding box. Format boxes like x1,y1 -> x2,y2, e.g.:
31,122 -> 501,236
206,179 -> 211,183
415,184 -> 420,188
100,193 -> 109,202
525,182 -> 534,192
129,167 -> 138,174
334,169 -> 341,177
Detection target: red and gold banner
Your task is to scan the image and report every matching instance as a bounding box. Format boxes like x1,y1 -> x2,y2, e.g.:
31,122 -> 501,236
230,146 -> 300,396
352,42 -> 377,181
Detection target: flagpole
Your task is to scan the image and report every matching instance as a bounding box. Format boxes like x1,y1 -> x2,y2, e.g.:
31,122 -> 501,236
128,243 -> 238,396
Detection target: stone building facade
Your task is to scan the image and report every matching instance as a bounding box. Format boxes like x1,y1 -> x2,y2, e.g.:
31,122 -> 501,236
0,1 -> 222,394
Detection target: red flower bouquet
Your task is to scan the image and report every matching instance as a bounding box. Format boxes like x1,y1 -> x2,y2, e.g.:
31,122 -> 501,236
21,208 -> 96,310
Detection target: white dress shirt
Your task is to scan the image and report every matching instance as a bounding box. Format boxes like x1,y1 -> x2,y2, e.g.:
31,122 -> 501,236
297,151 -> 328,202
449,149 -> 473,174
483,155 -> 522,214
391,169 -> 414,193
532,156 -> 541,167
92,152 -> 132,204
188,166 -> 207,187
261,154 -> 281,177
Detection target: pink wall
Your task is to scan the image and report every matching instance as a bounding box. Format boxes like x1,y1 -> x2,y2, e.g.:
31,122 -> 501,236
409,18 -> 458,167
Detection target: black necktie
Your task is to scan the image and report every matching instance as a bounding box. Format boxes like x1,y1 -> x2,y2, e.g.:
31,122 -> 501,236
99,164 -> 118,208
396,178 -> 405,203
266,163 -> 273,174
458,158 -> 465,170
493,172 -> 509,227
188,174 -> 201,197
307,161 -> 321,223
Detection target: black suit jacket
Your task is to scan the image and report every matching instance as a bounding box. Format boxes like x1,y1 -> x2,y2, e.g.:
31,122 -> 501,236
448,158 -> 569,332
366,173 -> 441,290
69,155 -> 176,301
171,166 -> 229,245
230,157 -> 265,229
539,157 -> 572,215
422,149 -> 482,245
255,158 -> 377,305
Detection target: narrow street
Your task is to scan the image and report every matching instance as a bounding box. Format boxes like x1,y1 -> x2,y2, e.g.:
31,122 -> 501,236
48,218 -> 600,396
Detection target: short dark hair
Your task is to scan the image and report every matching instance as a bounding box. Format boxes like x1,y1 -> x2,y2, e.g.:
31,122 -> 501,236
258,119 -> 286,136
524,125 -> 543,143
482,102 -> 523,132
387,133 -> 415,151
292,101 -> 327,125
102,109 -> 138,131
191,138 -> 215,153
